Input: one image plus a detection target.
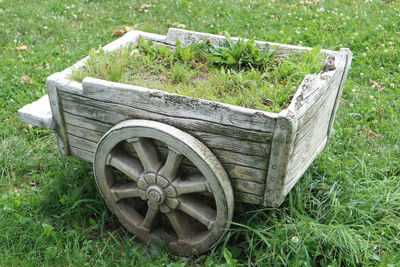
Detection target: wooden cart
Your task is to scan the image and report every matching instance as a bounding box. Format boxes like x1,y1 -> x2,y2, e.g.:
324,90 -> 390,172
18,29 -> 352,255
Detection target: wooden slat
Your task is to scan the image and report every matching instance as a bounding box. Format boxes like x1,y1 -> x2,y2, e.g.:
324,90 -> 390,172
295,79 -> 340,131
287,116 -> 330,179
284,137 -> 328,195
287,53 -> 346,119
60,96 -> 270,157
164,28 -> 337,57
70,146 -> 94,162
231,179 -> 264,196
293,96 -> 335,147
46,73 -> 70,155
65,112 -> 269,169
65,123 -> 267,183
64,112 -> 113,132
59,91 -> 272,143
80,77 -> 277,133
68,134 -> 97,152
234,192 -> 263,205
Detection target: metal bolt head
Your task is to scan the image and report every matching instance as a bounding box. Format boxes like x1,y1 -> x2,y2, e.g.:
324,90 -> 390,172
146,185 -> 165,204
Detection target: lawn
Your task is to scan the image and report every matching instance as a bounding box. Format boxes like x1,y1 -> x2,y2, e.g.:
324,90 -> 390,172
0,0 -> 399,266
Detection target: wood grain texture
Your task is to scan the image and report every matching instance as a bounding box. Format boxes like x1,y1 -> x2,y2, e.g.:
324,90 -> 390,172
59,91 -> 273,143
18,95 -> 55,129
164,28 -> 337,57
264,112 -> 297,207
59,91 -> 272,156
284,137 -> 328,196
46,73 -> 70,155
65,119 -> 268,185
281,50 -> 351,198
81,77 -> 277,133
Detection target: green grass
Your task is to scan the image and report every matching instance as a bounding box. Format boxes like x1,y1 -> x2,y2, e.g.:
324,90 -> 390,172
71,37 -> 323,113
0,0 -> 399,266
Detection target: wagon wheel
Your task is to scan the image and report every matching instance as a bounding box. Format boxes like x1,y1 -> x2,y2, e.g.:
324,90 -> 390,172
93,120 -> 234,255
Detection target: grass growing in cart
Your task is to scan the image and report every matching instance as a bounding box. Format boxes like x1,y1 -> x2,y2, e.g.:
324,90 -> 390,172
72,37 -> 324,113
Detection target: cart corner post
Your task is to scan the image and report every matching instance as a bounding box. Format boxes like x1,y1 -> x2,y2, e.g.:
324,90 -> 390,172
46,72 -> 70,156
264,111 -> 298,207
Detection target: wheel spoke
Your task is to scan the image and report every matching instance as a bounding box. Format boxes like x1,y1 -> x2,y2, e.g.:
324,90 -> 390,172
107,149 -> 143,182
166,210 -> 193,241
178,195 -> 216,230
158,148 -> 184,181
140,207 -> 159,232
173,173 -> 208,195
132,138 -> 161,172
110,182 -> 142,201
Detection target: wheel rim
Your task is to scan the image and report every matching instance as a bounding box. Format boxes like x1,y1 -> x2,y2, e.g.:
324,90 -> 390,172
94,120 -> 234,254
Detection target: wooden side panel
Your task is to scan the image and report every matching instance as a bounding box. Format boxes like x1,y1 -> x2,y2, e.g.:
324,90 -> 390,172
80,77 -> 277,133
282,50 -> 352,196
59,89 -> 274,204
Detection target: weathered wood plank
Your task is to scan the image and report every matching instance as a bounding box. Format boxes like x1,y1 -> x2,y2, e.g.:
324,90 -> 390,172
80,77 -> 277,133
59,91 -> 273,143
68,134 -> 97,152
60,97 -> 270,157
70,146 -> 94,162
18,95 -> 55,129
287,112 -> 332,181
295,76 -> 341,130
224,164 -> 266,183
164,28 -> 337,57
190,131 -> 270,157
213,149 -> 267,170
288,53 -> 346,119
264,112 -> 297,207
293,96 -> 336,147
65,123 -> 267,183
64,112 -> 269,169
231,179 -> 264,196
46,73 -> 70,155
64,112 -> 113,133
284,137 -> 328,196
234,192 -> 263,205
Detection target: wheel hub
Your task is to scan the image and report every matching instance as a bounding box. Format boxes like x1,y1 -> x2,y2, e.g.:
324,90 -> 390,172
146,185 -> 165,204
137,171 -> 179,213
